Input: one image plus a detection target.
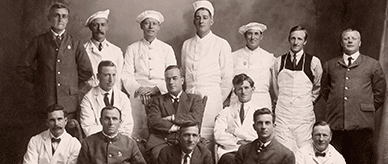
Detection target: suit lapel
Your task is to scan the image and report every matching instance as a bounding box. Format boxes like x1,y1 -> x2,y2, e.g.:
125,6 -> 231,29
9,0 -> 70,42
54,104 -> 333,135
42,130 -> 53,159
162,94 -> 176,116
94,87 -> 104,107
176,92 -> 188,115
349,54 -> 363,68
191,146 -> 201,164
172,145 -> 183,164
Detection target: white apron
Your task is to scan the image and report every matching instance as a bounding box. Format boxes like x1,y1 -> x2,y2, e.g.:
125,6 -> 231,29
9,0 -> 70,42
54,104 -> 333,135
275,54 -> 315,153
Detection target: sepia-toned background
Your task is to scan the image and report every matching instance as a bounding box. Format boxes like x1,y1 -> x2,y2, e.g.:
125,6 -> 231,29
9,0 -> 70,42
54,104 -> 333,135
1,0 -> 388,163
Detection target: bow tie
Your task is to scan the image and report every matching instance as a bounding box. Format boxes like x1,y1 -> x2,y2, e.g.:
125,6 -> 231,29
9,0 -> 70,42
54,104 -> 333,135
315,152 -> 326,157
51,138 -> 61,143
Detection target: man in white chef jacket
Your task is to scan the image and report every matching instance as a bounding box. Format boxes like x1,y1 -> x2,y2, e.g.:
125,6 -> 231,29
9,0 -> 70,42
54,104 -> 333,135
122,10 -> 176,140
84,9 -> 123,89
274,25 -> 323,154
181,0 -> 233,150
230,22 -> 276,110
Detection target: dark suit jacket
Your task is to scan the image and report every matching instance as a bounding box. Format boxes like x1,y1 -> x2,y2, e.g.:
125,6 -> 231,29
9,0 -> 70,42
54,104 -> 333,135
235,138 -> 295,164
157,143 -> 213,164
321,54 -> 386,130
146,92 -> 204,149
17,31 -> 93,113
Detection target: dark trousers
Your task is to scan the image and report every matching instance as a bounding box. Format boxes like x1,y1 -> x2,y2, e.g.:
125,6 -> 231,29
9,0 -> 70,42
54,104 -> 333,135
218,151 -> 237,164
331,129 -> 374,164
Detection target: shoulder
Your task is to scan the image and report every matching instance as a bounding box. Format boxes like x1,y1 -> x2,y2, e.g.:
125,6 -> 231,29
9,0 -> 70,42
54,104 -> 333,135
196,144 -> 212,156
156,39 -> 173,48
272,139 -> 294,155
185,92 -> 202,100
360,54 -> 380,65
126,40 -> 142,49
30,130 -> 48,142
84,87 -> 99,98
82,132 -> 102,144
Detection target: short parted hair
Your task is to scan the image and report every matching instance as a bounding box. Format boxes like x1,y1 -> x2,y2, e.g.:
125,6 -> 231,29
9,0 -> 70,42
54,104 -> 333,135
289,25 -> 308,41
253,108 -> 275,123
100,106 -> 122,120
46,104 -> 68,117
232,73 -> 254,87
97,60 -> 116,74
341,28 -> 361,40
194,8 -> 212,18
49,3 -> 70,16
312,121 -> 331,133
179,122 -> 200,133
165,65 -> 184,78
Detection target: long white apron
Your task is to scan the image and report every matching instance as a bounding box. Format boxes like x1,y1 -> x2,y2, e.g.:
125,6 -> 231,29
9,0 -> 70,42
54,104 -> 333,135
275,55 -> 315,153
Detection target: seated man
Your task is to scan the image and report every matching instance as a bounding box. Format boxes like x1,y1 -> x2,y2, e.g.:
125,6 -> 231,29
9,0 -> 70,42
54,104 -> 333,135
214,73 -> 258,163
23,104 -> 81,164
146,65 -> 205,163
235,108 -> 295,164
296,121 -> 346,164
80,60 -> 133,137
157,122 -> 213,164
77,106 -> 146,164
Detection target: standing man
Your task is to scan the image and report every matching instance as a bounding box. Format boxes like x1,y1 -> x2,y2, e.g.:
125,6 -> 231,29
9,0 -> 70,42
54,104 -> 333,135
84,9 -> 123,88
16,3 -> 93,121
274,25 -> 323,153
214,74 -> 258,163
181,0 -> 233,148
80,60 -> 133,137
146,65 -> 204,164
122,10 -> 176,140
321,29 -> 386,164
296,121 -> 346,164
157,122 -> 213,164
231,22 -> 276,109
23,104 -> 81,164
78,106 -> 146,164
235,108 -> 295,164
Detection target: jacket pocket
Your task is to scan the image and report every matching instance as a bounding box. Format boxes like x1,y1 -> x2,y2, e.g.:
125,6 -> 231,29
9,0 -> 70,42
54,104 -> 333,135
360,103 -> 375,112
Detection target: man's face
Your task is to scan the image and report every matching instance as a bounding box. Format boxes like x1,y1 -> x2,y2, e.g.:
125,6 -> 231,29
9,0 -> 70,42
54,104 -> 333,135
234,80 -> 255,103
141,18 -> 160,39
253,114 -> 274,141
100,109 -> 122,136
312,125 -> 332,152
48,8 -> 69,33
289,30 -> 307,53
193,9 -> 213,35
244,29 -> 263,50
47,110 -> 67,137
89,18 -> 109,42
98,66 -> 116,91
341,31 -> 361,55
179,126 -> 200,153
165,68 -> 184,96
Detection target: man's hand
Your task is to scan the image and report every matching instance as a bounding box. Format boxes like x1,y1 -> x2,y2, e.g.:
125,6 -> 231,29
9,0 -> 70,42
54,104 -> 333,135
162,115 -> 174,122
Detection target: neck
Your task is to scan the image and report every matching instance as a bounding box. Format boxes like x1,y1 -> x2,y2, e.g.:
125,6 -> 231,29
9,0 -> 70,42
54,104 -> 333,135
259,136 -> 272,143
197,30 -> 210,38
344,51 -> 357,56
144,36 -> 156,43
100,86 -> 112,92
247,45 -> 259,51
92,37 -> 105,43
52,28 -> 64,34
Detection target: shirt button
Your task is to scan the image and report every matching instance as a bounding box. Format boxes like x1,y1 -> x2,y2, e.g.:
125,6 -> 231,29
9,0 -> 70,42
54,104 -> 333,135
109,141 -> 112,144
164,138 -> 167,141
57,83 -> 61,86
56,48 -> 59,51
108,154 -> 112,158
344,97 -> 348,100
345,87 -> 348,90
57,72 -> 60,75
149,57 -> 152,60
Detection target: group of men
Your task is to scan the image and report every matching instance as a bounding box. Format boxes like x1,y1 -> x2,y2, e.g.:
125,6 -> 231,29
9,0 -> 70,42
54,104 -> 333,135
17,0 -> 386,164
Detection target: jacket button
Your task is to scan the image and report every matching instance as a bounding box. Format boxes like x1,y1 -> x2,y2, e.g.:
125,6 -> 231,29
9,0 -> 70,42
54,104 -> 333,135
57,83 -> 61,86
345,87 -> 348,90
345,77 -> 349,80
108,154 -> 112,158
344,97 -> 348,100
164,138 -> 167,141
57,59 -> 61,63
57,72 -> 61,75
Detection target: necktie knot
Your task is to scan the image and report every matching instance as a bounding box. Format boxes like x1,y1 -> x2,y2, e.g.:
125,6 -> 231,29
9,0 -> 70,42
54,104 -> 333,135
173,98 -> 179,110
98,43 -> 103,51
183,154 -> 190,164
347,57 -> 353,67
104,92 -> 111,106
315,151 -> 326,157
51,138 -> 61,143
257,142 -> 266,152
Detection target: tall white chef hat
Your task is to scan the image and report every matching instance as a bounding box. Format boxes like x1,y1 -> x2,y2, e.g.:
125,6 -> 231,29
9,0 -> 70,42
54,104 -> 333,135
135,10 -> 164,24
238,22 -> 267,35
193,0 -> 214,17
85,9 -> 110,27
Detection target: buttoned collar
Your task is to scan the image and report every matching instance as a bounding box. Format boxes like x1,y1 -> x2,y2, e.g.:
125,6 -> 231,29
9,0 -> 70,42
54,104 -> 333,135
51,29 -> 65,38
181,150 -> 194,159
243,45 -> 263,53
102,131 -> 119,140
343,51 -> 360,63
170,91 -> 183,101
259,140 -> 271,148
195,31 -> 213,42
141,37 -> 159,47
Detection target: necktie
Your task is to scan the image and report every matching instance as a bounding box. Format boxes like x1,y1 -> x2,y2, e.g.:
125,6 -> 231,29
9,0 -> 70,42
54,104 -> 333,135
240,103 -> 245,124
55,35 -> 61,46
257,143 -> 266,152
104,93 -> 110,106
173,98 -> 179,110
183,154 -> 189,164
51,138 -> 61,154
347,57 -> 353,68
98,43 -> 103,51
315,152 -> 326,157
292,54 -> 297,69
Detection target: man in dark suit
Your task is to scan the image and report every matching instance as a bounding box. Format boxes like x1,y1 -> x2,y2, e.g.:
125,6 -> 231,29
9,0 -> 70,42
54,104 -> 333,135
157,122 -> 213,164
146,65 -> 205,163
16,3 -> 93,123
235,108 -> 295,164
321,29 -> 386,164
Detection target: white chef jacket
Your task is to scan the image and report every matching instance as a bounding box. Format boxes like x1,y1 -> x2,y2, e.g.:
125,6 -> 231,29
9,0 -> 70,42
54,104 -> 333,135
181,31 -> 233,139
232,46 -> 276,108
84,39 -> 123,88
296,144 -> 346,164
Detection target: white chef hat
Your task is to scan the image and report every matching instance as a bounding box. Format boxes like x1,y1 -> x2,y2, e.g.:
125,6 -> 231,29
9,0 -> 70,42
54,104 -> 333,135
193,0 -> 214,17
135,10 -> 164,24
85,9 -> 110,27
238,22 -> 267,35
